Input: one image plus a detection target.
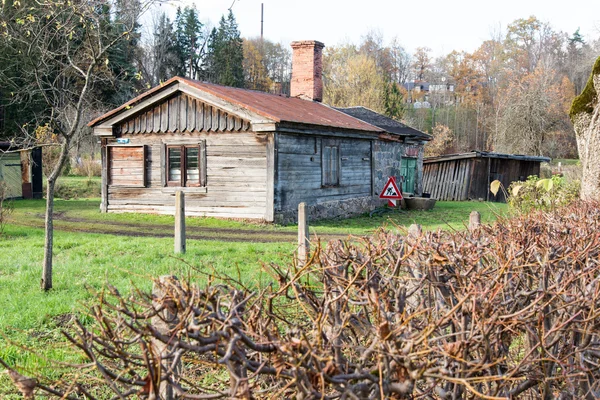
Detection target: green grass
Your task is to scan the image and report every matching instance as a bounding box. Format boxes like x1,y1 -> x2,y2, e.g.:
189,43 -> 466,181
0,198 -> 506,396
45,175 -> 101,199
550,158 -> 580,166
0,224 -> 293,396
8,198 -> 507,236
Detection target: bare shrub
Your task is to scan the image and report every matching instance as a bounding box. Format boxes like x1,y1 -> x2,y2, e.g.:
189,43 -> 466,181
72,155 -> 101,177
3,202 -> 600,399
424,124 -> 454,157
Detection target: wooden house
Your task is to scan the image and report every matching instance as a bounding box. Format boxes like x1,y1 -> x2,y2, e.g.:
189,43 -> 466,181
89,41 -> 431,223
0,142 -> 43,199
423,151 -> 551,202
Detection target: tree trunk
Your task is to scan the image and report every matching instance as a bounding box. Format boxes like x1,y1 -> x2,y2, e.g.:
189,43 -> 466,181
41,140 -> 70,291
573,73 -> 600,201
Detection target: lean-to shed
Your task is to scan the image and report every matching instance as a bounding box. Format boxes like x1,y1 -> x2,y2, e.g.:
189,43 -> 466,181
423,151 -> 550,202
0,142 -> 43,199
89,41 -> 431,223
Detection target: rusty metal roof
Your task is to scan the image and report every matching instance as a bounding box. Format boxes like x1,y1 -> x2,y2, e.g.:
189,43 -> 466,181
89,77 -> 382,133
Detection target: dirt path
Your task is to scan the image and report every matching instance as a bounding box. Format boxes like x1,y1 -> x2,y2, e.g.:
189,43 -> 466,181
13,214 -> 349,243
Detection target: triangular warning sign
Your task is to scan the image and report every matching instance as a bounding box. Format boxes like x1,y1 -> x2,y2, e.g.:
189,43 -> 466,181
379,177 -> 403,200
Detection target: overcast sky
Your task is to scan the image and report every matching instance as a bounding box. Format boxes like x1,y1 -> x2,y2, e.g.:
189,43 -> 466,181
155,0 -> 600,56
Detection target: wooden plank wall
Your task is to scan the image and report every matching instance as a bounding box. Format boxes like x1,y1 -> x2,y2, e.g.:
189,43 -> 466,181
0,153 -> 23,198
276,133 -> 372,211
488,159 -> 540,202
425,157 -> 544,202
106,132 -> 268,219
118,92 -> 251,135
108,146 -> 146,187
423,158 -> 472,201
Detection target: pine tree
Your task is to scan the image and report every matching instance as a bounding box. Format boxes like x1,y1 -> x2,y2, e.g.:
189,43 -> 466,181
204,11 -> 244,87
107,0 -> 143,105
383,80 -> 404,120
174,6 -> 203,79
152,13 -> 179,84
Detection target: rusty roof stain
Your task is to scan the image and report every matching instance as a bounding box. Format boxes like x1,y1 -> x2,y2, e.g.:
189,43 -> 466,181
89,76 -> 382,133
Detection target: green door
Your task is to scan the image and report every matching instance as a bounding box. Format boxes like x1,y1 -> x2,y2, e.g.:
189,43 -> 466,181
401,157 -> 417,194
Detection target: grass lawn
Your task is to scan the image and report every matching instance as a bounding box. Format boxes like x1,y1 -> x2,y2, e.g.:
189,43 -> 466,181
0,224 -> 293,396
48,175 -> 102,199
549,158 -> 579,166
8,197 -> 507,236
0,197 -> 506,396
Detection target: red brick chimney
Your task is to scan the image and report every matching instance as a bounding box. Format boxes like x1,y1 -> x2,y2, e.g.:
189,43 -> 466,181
290,40 -> 325,102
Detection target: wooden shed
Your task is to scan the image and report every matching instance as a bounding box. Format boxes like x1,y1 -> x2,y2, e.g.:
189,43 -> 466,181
423,151 -> 550,202
0,142 -> 43,199
88,42 -> 431,223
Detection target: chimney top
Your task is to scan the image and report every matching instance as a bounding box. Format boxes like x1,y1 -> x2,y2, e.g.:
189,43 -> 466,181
290,40 -> 325,102
291,40 -> 325,49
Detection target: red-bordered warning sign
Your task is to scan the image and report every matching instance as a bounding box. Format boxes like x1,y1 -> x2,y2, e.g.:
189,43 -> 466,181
379,176 -> 403,206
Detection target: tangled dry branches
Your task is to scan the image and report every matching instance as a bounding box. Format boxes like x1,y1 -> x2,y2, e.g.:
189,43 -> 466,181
10,202 -> 600,399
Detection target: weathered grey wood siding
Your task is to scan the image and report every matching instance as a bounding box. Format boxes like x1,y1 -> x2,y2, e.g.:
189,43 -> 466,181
423,157 -> 542,202
107,133 -> 268,218
423,158 -> 473,201
105,94 -> 269,219
275,133 -> 372,211
117,92 -> 251,135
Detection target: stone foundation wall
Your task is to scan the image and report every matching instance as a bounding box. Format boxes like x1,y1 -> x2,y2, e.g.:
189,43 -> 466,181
373,141 -> 404,193
275,196 -> 383,225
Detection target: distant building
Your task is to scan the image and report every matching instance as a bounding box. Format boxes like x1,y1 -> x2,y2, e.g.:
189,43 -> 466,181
403,81 -> 455,105
0,142 -> 43,199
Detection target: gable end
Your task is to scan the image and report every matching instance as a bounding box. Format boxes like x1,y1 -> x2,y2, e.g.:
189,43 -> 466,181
117,92 -> 251,135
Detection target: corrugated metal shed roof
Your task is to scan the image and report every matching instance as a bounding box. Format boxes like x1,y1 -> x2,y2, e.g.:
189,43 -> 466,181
424,151 -> 551,164
89,77 -> 383,133
335,106 -> 432,141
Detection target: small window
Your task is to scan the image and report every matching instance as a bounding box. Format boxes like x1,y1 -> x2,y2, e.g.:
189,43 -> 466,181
165,142 -> 206,187
322,140 -> 340,187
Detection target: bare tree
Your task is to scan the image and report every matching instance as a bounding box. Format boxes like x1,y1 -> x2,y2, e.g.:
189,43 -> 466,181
0,0 -> 160,290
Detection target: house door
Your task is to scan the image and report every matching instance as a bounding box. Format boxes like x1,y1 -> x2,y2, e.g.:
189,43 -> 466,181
0,154 -> 23,198
401,157 -> 417,194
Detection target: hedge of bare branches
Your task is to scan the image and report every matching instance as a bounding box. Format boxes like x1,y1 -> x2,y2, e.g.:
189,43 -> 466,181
6,202 -> 600,399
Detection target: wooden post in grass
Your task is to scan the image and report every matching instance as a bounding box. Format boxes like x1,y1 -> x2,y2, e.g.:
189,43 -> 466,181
408,223 -> 422,239
469,211 -> 481,231
152,276 -> 181,400
298,202 -> 309,264
174,191 -> 186,254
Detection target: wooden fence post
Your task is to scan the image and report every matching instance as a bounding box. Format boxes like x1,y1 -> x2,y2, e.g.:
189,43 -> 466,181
298,202 -> 309,264
152,276 -> 182,400
174,191 -> 186,254
408,223 -> 422,239
469,211 -> 481,231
